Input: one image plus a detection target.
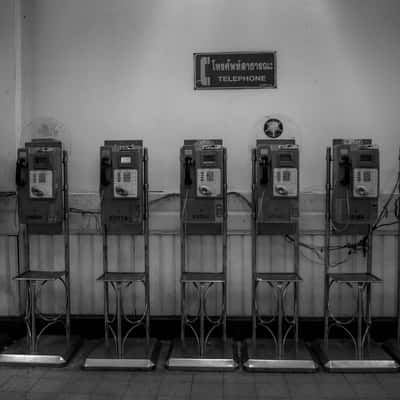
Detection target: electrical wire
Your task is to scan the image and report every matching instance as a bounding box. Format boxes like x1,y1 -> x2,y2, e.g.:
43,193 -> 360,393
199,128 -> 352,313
374,220 -> 400,230
371,172 -> 400,231
69,207 -> 101,232
69,207 -> 100,215
149,192 -> 180,206
227,191 -> 252,209
181,190 -> 189,218
330,185 -> 350,233
285,172 -> 400,265
257,190 -> 265,220
285,235 -> 351,268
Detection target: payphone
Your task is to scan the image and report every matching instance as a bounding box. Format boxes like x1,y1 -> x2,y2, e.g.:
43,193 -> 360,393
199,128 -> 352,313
167,139 -> 238,370
254,139 -> 299,234
383,148 -> 400,364
180,140 -> 225,234
100,140 -> 144,234
242,139 -> 317,372
331,139 -> 379,233
0,138 -> 81,366
84,140 -> 159,370
16,139 -> 64,233
311,139 -> 398,372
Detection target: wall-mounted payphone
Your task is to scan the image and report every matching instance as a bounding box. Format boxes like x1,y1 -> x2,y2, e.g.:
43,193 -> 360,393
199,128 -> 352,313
100,140 -> 145,234
180,139 -> 226,234
16,138 -> 65,234
253,139 -> 299,234
331,139 -> 379,233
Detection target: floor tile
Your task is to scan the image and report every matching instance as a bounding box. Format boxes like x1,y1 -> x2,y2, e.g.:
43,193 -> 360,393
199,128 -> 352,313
0,392 -> 26,400
191,382 -> 223,397
101,371 -> 133,382
351,382 -> 389,398
375,373 -> 400,385
314,373 -> 347,384
56,394 -> 91,400
285,373 -> 318,384
1,376 -> 38,392
31,377 -> 68,393
224,373 -> 255,384
158,381 -> 191,397
318,382 -> 356,398
191,395 -> 222,400
255,382 -> 290,398
90,395 -> 124,400
63,377 -> 103,394
27,393 -> 55,400
224,383 -> 257,398
13,368 -> 46,380
192,372 -> 223,383
380,381 -> 400,398
344,373 -> 378,384
130,373 -> 163,384
253,373 -> 285,384
161,373 -> 193,383
122,395 -> 157,400
289,383 -> 321,399
126,381 -> 160,396
157,397 -> 191,400
92,380 -> 130,396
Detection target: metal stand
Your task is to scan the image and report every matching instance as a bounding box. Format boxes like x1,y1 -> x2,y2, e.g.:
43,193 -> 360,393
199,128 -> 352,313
311,147 -> 398,372
0,151 -> 81,366
383,149 -> 400,363
167,148 -> 238,370
84,148 -> 159,370
242,149 -> 317,372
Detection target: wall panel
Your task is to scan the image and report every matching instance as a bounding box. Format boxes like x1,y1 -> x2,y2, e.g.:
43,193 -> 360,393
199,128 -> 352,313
1,230 -> 397,318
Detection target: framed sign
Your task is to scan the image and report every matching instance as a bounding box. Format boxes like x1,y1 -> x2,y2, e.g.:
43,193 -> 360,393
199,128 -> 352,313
194,51 -> 276,90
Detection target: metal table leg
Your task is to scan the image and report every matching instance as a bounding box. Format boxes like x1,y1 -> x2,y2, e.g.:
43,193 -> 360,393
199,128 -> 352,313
243,276 -> 317,372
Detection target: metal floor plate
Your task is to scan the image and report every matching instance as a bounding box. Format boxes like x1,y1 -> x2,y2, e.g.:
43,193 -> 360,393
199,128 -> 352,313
311,339 -> 399,372
0,335 -> 81,366
382,339 -> 400,364
242,339 -> 318,372
166,338 -> 239,371
83,338 -> 160,370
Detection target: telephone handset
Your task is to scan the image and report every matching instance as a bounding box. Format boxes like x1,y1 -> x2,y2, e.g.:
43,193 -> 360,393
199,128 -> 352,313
184,157 -> 193,186
100,155 -> 111,186
339,155 -> 351,186
16,158 -> 27,187
260,156 -> 269,185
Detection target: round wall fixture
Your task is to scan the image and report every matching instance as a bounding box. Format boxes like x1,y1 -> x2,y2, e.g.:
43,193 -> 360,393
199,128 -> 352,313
264,118 -> 283,138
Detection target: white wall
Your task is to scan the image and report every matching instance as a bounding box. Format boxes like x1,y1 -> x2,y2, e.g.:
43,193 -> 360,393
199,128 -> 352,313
1,0 -> 400,317
24,0 -> 400,194
0,0 -> 18,191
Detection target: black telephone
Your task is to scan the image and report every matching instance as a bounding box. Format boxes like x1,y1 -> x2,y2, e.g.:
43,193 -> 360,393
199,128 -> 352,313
16,158 -> 27,187
260,155 -> 269,185
100,155 -> 112,186
339,155 -> 351,186
184,157 -> 193,186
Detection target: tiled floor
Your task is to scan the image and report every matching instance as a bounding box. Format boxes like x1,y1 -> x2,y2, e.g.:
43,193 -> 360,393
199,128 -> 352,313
0,341 -> 399,399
